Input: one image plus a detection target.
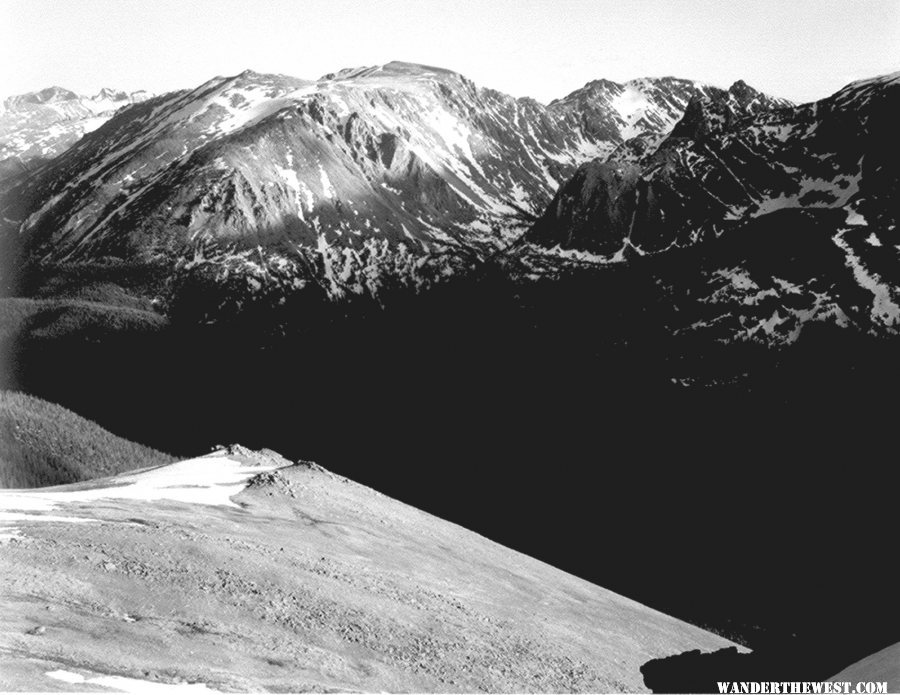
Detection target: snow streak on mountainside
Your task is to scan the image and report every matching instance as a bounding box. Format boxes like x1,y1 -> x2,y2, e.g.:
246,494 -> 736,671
525,73 -> 900,344
1,63 -> 752,301
0,87 -> 152,178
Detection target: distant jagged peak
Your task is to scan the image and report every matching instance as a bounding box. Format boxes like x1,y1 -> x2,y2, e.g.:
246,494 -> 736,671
28,85 -> 80,103
622,76 -> 705,94
550,76 -> 703,108
92,87 -> 129,102
546,75 -> 728,144
549,78 -> 623,107
3,84 -> 154,114
0,83 -> 156,167
666,79 -> 792,140
551,75 -> 789,111
630,75 -> 698,87
726,79 -> 792,110
727,79 -> 754,97
4,86 -> 80,110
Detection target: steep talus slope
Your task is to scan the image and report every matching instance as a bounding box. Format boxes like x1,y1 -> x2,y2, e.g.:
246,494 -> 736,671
525,72 -> 899,343
0,86 -> 152,177
0,448 -> 734,692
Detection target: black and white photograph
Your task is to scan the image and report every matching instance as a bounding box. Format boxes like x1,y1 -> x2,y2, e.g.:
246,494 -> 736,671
0,0 -> 897,692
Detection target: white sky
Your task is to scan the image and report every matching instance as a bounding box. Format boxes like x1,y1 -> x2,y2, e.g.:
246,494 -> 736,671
1,0 -> 897,104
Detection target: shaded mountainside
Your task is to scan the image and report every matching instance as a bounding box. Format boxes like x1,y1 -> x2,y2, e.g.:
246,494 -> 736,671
0,63 -> 782,302
515,207 -> 900,351
0,390 -> 174,488
528,73 -> 898,255
525,72 -> 900,344
0,86 -> 151,177
3,251 -> 898,666
0,448 -> 734,692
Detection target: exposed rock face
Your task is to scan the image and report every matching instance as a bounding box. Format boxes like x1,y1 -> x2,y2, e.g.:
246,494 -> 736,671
0,86 -> 152,173
532,72 -> 897,255
1,64 -> 599,264
668,79 -> 789,140
524,72 -> 900,343
550,76 -> 792,146
528,162 -> 643,254
1,63 -> 766,302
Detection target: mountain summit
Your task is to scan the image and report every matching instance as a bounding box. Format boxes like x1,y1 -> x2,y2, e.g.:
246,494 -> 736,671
0,86 -> 152,176
525,71 -> 899,344
1,63 -> 784,302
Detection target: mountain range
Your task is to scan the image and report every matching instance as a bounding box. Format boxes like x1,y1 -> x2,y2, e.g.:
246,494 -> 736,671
519,71 -> 899,345
0,86 -> 152,178
5,63 -> 897,348
2,60 -> 899,688
0,62 -> 788,301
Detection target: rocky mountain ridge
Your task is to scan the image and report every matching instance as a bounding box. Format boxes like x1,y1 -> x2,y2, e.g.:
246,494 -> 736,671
523,71 -> 899,345
0,86 -> 152,177
0,62 -> 784,303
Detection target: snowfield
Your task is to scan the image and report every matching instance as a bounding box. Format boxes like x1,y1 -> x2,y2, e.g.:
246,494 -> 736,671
0,452 -> 287,523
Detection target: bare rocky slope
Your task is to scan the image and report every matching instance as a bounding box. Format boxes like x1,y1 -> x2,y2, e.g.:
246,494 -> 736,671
0,87 -> 151,179
0,447 -> 734,693
523,72 -> 900,346
0,63 -> 782,302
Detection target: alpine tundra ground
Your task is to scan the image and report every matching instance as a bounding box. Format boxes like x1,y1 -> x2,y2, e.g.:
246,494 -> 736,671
0,447 -> 734,693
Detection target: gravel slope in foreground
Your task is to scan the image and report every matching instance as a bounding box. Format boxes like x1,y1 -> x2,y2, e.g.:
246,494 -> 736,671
0,447 -> 733,692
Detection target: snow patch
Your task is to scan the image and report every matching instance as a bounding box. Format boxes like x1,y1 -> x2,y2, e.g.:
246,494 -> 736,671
846,207 -> 868,226
46,670 -> 222,693
0,454 -> 289,520
753,160 -> 864,217
319,166 -> 336,199
833,229 -> 900,329
210,84 -> 316,136
509,181 -> 532,209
